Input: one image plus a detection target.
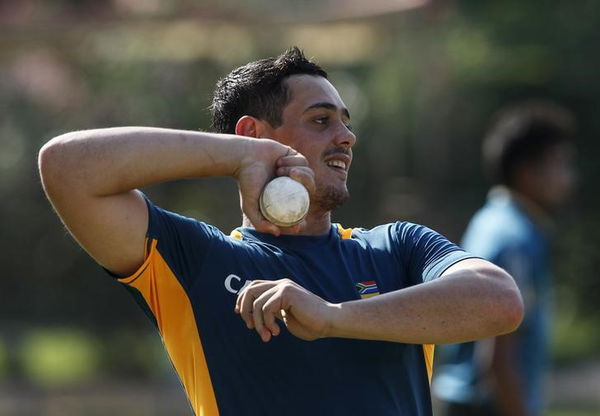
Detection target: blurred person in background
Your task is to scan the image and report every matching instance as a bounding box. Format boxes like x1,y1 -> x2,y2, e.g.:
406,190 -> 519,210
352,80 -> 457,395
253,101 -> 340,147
38,47 -> 523,416
433,100 -> 577,416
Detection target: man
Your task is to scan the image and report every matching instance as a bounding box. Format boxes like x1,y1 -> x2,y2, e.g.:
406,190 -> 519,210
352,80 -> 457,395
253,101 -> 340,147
433,101 -> 576,416
39,47 -> 523,415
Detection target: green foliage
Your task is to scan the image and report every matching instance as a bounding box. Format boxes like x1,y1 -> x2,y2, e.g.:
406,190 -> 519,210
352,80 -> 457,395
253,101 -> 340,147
20,329 -> 99,388
0,339 -> 7,380
97,330 -> 172,379
1,0 -> 599,390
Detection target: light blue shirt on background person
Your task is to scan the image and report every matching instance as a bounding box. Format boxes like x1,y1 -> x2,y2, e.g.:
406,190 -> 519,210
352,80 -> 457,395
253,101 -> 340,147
433,186 -> 552,415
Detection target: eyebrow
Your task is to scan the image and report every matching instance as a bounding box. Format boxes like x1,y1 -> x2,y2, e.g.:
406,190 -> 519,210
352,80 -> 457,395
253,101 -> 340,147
304,102 -> 351,119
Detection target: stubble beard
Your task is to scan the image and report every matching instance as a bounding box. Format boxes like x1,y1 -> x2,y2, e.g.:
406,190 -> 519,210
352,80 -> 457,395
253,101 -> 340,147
312,184 -> 350,213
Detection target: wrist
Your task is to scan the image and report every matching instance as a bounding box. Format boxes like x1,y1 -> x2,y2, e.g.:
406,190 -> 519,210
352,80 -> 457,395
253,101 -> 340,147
230,136 -> 254,179
321,302 -> 345,338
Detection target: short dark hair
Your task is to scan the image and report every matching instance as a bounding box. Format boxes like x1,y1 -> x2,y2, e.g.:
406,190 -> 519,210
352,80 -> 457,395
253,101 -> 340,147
482,100 -> 575,186
211,47 -> 328,134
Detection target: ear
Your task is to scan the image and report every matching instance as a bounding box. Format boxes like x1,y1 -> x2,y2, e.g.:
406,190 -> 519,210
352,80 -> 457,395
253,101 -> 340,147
235,115 -> 274,138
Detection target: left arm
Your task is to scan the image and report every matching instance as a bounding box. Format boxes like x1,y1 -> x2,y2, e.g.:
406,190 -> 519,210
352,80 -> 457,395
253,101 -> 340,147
236,258 -> 523,344
490,333 -> 530,416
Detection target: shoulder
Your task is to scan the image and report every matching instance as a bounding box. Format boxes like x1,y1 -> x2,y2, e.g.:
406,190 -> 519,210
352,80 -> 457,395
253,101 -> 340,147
144,197 -> 230,247
481,202 -> 536,236
349,222 -> 472,284
347,221 -> 453,250
341,222 -> 401,246
463,199 -> 540,259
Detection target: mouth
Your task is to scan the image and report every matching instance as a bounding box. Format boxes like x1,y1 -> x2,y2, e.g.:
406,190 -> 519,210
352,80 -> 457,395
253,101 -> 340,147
324,151 -> 351,170
326,160 -> 347,170
324,154 -> 351,180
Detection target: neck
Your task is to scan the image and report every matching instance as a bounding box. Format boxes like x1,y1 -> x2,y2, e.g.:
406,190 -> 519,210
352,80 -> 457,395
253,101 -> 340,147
242,209 -> 332,236
512,182 -> 552,213
503,186 -> 554,231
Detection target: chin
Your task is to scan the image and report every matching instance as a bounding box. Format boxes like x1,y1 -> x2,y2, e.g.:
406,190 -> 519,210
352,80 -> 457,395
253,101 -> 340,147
314,185 -> 350,212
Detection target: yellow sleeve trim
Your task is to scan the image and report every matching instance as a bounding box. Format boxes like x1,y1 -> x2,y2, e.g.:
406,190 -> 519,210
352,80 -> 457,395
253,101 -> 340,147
336,224 -> 354,239
422,344 -> 435,384
229,230 -> 243,241
117,238 -> 158,285
118,238 -> 219,416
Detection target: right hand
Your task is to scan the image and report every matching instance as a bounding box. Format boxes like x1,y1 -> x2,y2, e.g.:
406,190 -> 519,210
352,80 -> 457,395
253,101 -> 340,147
235,138 -> 315,235
235,278 -> 336,342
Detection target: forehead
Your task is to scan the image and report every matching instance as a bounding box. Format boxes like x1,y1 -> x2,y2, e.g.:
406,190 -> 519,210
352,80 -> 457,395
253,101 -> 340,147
283,74 -> 346,111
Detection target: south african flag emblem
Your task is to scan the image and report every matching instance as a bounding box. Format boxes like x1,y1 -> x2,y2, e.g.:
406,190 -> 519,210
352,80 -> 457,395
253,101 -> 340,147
356,281 -> 380,298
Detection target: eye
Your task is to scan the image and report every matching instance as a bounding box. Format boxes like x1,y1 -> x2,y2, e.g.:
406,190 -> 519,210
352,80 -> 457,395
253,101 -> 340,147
344,121 -> 353,132
314,116 -> 329,125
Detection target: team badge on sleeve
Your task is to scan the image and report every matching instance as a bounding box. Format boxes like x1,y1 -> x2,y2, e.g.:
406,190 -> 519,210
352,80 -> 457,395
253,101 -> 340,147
356,281 -> 380,298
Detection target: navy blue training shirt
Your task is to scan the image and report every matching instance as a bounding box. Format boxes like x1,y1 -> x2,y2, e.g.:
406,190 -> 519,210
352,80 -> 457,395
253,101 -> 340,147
117,198 -> 473,415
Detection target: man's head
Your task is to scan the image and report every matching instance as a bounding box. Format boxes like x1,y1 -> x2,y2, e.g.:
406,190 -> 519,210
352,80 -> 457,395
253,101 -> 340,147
212,48 -> 356,214
483,100 -> 576,209
211,47 -> 328,135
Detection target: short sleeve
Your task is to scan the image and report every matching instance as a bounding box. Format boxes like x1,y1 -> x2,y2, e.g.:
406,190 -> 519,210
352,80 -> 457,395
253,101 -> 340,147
136,195 -> 225,290
394,222 -> 474,284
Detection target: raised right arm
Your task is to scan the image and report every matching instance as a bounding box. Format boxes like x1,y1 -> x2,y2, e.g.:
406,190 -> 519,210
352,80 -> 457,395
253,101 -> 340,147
38,127 -> 310,276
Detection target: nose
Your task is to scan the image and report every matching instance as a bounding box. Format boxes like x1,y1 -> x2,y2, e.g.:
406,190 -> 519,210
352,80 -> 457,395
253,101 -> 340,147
333,122 -> 356,149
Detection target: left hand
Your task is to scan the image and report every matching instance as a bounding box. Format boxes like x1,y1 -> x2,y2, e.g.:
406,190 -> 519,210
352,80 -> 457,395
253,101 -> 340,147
235,279 -> 336,342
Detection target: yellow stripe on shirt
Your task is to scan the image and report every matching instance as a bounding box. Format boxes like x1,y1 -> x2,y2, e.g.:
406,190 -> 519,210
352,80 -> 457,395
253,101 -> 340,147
119,239 -> 219,416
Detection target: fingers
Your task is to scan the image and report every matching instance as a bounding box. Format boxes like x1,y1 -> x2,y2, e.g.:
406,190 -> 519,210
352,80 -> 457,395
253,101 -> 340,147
235,279 -> 331,342
241,197 -> 282,236
276,152 -> 315,196
235,280 -> 273,328
276,166 -> 316,196
253,290 -> 282,342
235,280 -> 290,343
276,153 -> 308,168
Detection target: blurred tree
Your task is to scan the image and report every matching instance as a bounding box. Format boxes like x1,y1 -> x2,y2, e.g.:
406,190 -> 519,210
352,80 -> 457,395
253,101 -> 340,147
1,0 -> 599,384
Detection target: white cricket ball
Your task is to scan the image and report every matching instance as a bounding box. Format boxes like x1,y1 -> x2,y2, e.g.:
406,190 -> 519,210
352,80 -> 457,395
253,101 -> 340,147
259,176 -> 310,227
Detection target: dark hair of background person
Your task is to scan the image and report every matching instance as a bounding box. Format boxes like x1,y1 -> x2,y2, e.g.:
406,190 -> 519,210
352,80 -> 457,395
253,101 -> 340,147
211,46 -> 328,134
482,100 -> 576,187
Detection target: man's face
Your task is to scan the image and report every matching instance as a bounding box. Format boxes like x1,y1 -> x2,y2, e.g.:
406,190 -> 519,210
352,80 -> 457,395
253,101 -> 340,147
526,143 -> 577,210
266,74 -> 356,212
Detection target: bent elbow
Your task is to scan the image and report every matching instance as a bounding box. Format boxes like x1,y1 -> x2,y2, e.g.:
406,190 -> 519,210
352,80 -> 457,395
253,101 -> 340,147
38,133 -> 79,193
38,138 -> 66,193
494,271 -> 524,335
503,287 -> 524,334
